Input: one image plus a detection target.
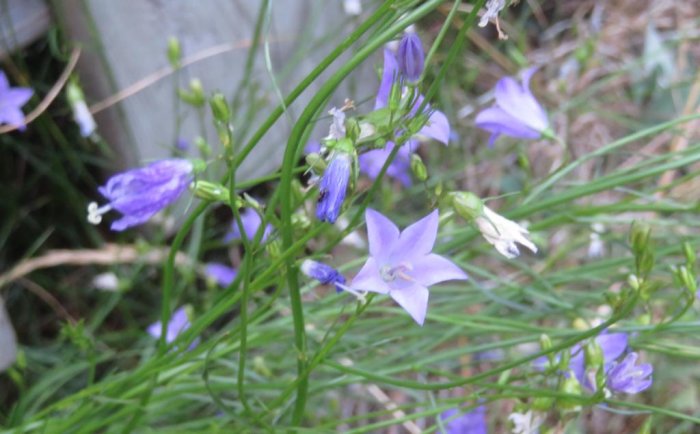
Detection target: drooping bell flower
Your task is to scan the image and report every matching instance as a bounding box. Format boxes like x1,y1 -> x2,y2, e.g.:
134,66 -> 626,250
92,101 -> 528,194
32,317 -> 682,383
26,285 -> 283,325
301,259 -> 346,292
0,70 -> 33,130
87,159 -> 193,231
316,152 -> 352,223
474,67 -> 550,146
397,32 -> 424,82
351,209 -> 468,325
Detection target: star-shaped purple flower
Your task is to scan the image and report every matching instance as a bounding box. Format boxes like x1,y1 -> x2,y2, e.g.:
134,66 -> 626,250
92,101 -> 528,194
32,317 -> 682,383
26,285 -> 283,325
225,208 -> 273,243
358,49 -> 450,186
439,406 -> 488,434
474,67 -> 549,146
606,352 -> 653,394
351,209 -> 468,325
204,263 -> 237,287
0,70 -> 33,131
87,159 -> 193,231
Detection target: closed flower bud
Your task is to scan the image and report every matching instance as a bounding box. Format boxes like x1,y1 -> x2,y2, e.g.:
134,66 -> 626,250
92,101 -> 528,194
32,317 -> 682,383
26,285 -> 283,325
410,153 -> 427,181
450,191 -> 484,221
210,92 -> 230,122
179,79 -> 205,107
192,180 -> 231,203
316,152 -> 352,223
301,259 -> 346,292
167,36 -> 182,68
397,32 -> 425,82
584,339 -> 604,375
557,375 -> 583,411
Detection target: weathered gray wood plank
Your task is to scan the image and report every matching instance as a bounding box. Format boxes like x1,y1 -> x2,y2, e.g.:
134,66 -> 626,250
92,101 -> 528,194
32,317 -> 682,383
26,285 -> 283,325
0,0 -> 51,58
54,0 -> 375,179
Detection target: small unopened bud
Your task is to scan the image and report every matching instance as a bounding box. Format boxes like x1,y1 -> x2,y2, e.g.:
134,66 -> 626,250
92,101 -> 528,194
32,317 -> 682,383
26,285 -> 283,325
450,191 -> 484,221
557,375 -> 583,411
678,265 -> 697,292
178,79 -> 205,107
306,152 -> 327,172
192,180 -> 231,202
410,153 -> 428,181
539,334 -> 552,351
397,32 -> 424,82
627,274 -> 641,290
195,137 -> 211,157
167,37 -> 182,68
210,93 -> 230,122
683,241 -> 696,268
584,340 -> 604,374
630,222 -> 652,255
531,397 -> 554,412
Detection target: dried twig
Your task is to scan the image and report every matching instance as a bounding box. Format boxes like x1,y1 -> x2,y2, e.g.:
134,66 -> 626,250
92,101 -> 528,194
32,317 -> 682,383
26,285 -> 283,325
0,244 -> 192,288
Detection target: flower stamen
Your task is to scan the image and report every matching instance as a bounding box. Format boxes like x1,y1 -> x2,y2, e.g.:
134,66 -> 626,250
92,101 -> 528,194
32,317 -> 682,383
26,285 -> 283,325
87,202 -> 112,225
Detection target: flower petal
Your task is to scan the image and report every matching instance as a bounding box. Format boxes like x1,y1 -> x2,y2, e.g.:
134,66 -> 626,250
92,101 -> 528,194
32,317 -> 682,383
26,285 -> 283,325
392,209 -> 438,261
351,257 -> 390,294
494,75 -> 548,133
597,332 -> 628,364
418,109 -> 450,145
410,253 -> 467,287
375,49 -> 399,110
389,283 -> 429,325
475,106 -> 541,141
365,208 -> 400,260
204,263 -> 237,287
5,88 -> 33,107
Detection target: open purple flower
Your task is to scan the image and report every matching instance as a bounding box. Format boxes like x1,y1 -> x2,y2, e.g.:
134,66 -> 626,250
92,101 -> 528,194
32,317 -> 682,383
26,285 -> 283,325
439,406 -> 488,434
301,259 -> 346,293
397,32 -> 424,82
351,209 -> 467,325
474,67 -> 549,146
0,70 -> 33,130
225,208 -> 272,243
204,263 -> 237,287
316,152 -> 352,223
606,352 -> 653,394
147,306 -> 195,347
359,49 -> 450,186
87,159 -> 193,231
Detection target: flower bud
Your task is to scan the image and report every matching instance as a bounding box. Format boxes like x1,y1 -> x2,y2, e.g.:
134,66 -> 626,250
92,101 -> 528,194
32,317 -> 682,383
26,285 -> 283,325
410,153 -> 427,181
210,92 -> 231,122
557,375 -> 583,411
178,79 -> 205,107
305,152 -> 327,172
167,37 -> 182,68
192,180 -> 231,203
397,32 -> 425,82
584,339 -> 604,375
316,152 -> 352,223
683,241 -> 696,268
450,191 -> 484,222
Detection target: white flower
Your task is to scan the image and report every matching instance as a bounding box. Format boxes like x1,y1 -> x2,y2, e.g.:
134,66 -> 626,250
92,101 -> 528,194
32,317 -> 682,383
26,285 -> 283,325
342,0 -> 361,16
587,223 -> 605,258
326,107 -> 346,140
508,410 -> 543,434
475,206 -> 537,259
479,0 -> 506,27
92,272 -> 119,292
72,99 -> 97,137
